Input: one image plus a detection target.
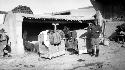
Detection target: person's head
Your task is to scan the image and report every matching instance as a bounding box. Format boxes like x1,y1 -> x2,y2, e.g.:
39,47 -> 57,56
88,23 -> 92,26
0,28 -> 6,33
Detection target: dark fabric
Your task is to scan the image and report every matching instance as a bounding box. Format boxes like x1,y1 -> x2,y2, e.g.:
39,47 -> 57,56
79,25 -> 93,39
91,49 -> 95,56
65,31 -> 71,40
79,24 -> 101,55
72,30 -> 77,39
65,30 -> 78,51
63,26 -> 70,34
65,38 -> 78,51
23,41 -> 34,52
90,25 -> 101,56
79,26 -> 93,53
91,38 -> 100,45
6,35 -> 9,44
79,31 -> 92,39
86,39 -> 92,52
63,26 -> 71,39
95,49 -> 99,57
91,25 -> 102,38
3,45 -> 11,53
72,39 -> 78,51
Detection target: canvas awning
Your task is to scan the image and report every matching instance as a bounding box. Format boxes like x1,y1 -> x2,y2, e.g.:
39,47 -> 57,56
21,13 -> 95,21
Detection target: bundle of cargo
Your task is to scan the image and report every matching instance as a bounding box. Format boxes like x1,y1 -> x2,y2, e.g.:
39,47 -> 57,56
38,30 -> 65,59
65,30 -> 78,53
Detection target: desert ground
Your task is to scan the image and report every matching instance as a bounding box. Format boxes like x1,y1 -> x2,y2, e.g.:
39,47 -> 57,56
0,41 -> 125,70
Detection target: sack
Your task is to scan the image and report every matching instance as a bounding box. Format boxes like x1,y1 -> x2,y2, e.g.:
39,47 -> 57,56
49,33 -> 54,45
3,45 -> 11,53
72,30 -> 77,39
53,32 -> 61,44
58,30 -> 65,39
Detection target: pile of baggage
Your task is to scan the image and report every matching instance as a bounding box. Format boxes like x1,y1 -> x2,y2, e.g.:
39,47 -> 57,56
38,30 -> 65,59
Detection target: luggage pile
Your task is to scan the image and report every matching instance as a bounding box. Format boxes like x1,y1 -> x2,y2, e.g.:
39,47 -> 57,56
38,30 -> 65,59
65,30 -> 78,51
37,27 -> 89,59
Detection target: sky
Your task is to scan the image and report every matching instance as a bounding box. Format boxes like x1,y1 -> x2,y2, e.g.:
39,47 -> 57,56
0,0 -> 92,14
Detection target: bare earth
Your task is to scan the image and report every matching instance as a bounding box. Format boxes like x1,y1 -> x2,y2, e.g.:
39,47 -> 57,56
0,41 -> 125,70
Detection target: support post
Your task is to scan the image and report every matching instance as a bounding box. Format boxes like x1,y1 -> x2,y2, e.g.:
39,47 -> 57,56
52,23 -> 59,31
15,13 -> 24,55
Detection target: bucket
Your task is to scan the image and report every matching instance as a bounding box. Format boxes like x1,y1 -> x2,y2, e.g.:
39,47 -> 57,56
104,39 -> 110,46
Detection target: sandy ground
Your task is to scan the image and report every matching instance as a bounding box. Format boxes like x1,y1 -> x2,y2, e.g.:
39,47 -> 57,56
0,41 -> 125,70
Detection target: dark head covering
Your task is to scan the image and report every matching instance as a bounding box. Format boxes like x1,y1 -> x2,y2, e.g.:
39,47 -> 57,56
0,28 -> 6,33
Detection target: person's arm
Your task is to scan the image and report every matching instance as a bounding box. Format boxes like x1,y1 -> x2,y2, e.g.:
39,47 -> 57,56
79,32 -> 87,38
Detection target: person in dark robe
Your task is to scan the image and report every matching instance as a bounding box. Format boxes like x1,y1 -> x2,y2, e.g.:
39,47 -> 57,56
91,23 -> 102,57
0,28 -> 11,57
79,23 -> 93,56
91,11 -> 102,57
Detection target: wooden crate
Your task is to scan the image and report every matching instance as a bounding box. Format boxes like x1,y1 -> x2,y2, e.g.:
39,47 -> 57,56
38,30 -> 65,59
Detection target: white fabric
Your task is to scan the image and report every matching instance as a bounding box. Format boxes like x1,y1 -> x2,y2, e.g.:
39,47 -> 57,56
104,39 -> 110,46
42,30 -> 50,47
79,49 -> 87,54
76,29 -> 87,54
